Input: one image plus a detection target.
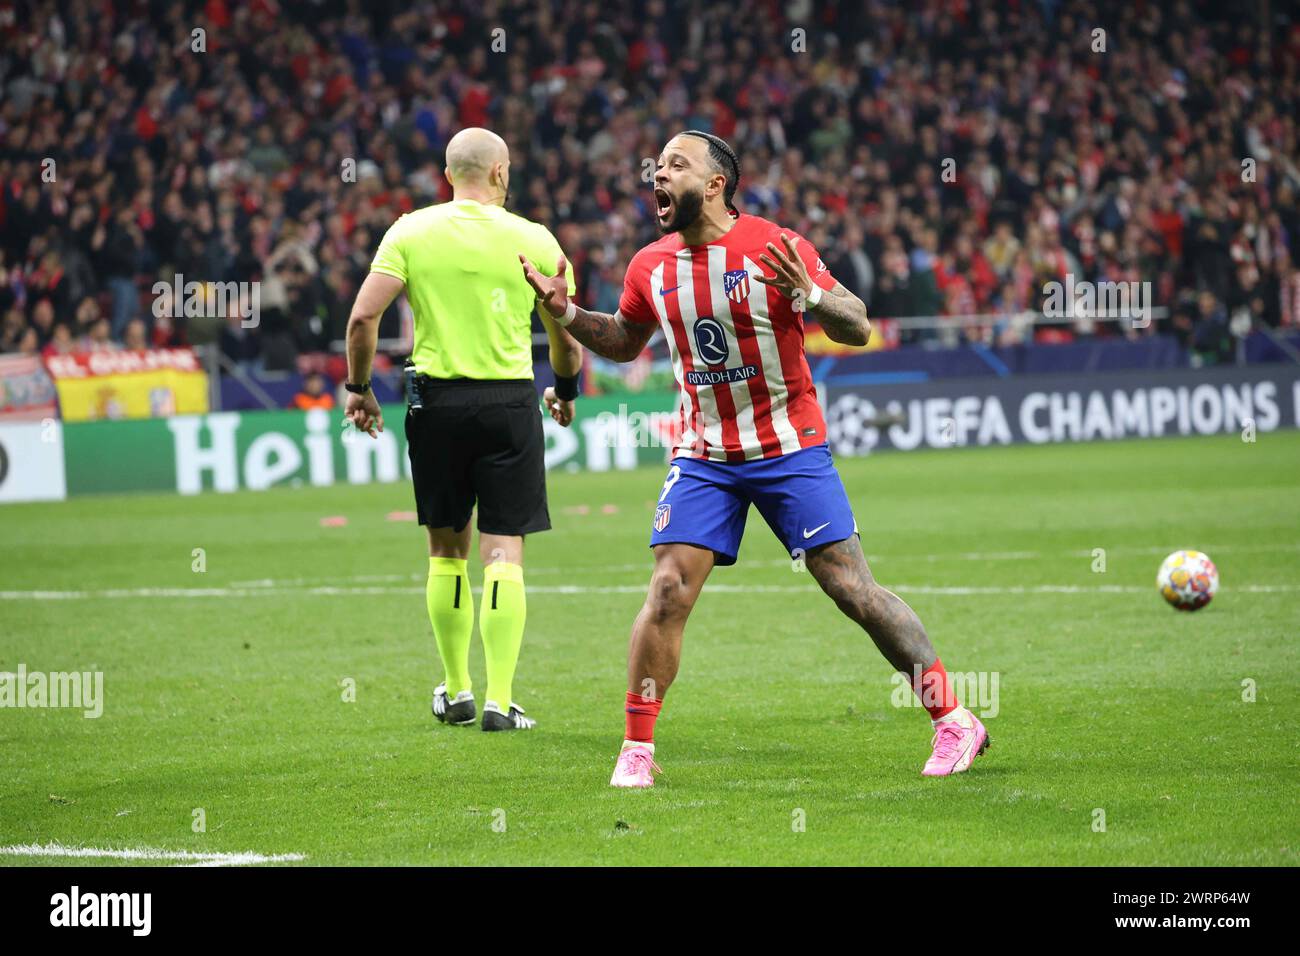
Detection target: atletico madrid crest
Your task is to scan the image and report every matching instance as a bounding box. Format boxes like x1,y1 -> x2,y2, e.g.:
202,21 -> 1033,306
654,504 -> 671,532
724,269 -> 750,303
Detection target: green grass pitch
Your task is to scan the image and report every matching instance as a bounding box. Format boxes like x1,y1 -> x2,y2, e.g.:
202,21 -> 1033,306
1,432 -> 1296,866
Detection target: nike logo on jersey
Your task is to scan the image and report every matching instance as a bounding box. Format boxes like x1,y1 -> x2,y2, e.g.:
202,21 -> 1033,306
659,285 -> 680,296
802,522 -> 831,539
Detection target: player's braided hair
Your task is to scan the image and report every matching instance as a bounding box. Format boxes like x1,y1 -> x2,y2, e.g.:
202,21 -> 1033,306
677,130 -> 740,213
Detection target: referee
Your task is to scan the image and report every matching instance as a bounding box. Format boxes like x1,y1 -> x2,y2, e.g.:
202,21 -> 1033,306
343,127 -> 581,732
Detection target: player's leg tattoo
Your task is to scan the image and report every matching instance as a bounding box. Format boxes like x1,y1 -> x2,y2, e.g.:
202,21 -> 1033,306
804,536 -> 938,673
627,543 -> 715,698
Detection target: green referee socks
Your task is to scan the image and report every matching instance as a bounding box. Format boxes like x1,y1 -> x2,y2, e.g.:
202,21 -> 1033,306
481,561 -> 526,709
427,557 -> 473,697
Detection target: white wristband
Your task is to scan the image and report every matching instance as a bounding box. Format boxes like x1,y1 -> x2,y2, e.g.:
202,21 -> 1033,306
804,284 -> 824,310
555,300 -> 577,327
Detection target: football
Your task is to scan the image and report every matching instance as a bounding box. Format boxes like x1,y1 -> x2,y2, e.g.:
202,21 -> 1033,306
1157,550 -> 1220,611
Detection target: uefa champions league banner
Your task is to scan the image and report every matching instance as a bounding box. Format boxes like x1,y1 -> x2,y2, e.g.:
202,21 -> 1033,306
53,394 -> 682,497
823,365 -> 1300,455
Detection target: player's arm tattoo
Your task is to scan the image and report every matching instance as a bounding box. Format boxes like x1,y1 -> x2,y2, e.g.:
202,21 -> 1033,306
810,281 -> 871,347
564,309 -> 657,362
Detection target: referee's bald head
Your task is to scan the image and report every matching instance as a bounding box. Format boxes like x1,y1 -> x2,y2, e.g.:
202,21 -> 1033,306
445,127 -> 511,201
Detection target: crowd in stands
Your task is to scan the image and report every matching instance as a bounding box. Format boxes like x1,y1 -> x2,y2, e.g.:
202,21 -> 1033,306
2,0 -> 1298,381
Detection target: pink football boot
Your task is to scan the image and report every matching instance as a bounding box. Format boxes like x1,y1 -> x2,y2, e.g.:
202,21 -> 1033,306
610,743 -> 662,788
922,707 -> 990,776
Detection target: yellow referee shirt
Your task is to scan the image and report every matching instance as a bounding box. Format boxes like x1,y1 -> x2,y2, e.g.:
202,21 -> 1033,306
370,198 -> 575,380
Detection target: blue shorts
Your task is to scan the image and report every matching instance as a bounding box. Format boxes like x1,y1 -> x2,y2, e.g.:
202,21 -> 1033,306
649,443 -> 858,566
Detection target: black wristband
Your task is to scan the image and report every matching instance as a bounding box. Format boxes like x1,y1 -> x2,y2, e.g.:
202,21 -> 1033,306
553,373 -> 579,402
344,381 -> 371,394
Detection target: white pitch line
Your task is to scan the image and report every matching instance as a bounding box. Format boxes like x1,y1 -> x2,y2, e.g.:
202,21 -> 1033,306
1,583 -> 1296,601
0,842 -> 305,867
219,542 -> 1300,589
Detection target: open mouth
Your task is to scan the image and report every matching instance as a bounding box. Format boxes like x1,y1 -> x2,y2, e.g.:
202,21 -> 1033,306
654,187 -> 673,222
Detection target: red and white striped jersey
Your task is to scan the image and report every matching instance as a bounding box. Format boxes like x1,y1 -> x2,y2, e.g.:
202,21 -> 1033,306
618,213 -> 837,462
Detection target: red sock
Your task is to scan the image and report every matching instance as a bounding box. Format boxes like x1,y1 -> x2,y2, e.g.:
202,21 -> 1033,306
624,692 -> 663,743
914,659 -> 959,721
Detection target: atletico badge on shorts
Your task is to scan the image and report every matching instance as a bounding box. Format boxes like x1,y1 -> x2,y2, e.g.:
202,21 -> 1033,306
654,503 -> 671,532
724,269 -> 749,303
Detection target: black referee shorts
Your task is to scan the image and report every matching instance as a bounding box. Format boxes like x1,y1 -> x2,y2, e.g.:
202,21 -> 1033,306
404,378 -> 551,536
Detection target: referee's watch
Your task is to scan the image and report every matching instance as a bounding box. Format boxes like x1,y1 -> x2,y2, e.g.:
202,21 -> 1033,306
344,381 -> 371,394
